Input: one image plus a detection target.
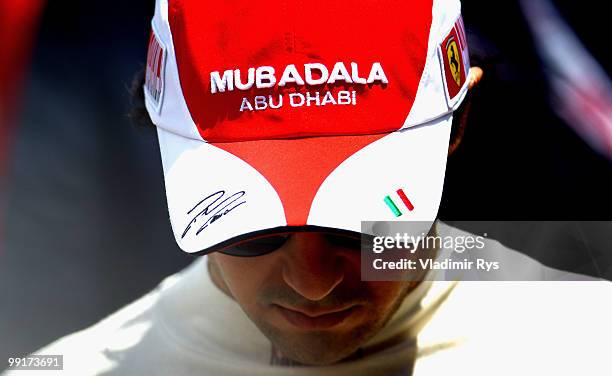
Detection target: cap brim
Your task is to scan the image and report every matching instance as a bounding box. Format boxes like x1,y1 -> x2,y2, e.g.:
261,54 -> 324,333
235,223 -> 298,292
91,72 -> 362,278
157,114 -> 452,255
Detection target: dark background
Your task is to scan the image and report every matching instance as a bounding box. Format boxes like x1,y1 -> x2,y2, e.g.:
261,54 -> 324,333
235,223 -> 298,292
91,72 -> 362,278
1,0 -> 611,364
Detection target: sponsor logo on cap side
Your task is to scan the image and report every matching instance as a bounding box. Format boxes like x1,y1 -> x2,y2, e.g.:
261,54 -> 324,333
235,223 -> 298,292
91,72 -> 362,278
144,28 -> 167,114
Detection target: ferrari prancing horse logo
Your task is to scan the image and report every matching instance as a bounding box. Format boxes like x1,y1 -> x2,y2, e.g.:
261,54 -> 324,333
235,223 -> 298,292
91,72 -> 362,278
446,37 -> 461,86
440,17 -> 469,101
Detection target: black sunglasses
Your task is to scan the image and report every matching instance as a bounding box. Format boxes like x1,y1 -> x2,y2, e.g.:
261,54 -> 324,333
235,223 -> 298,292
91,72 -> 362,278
219,232 -> 373,257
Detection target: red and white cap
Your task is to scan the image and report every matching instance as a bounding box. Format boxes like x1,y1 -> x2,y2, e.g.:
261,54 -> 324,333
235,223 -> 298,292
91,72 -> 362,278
144,0 -> 471,254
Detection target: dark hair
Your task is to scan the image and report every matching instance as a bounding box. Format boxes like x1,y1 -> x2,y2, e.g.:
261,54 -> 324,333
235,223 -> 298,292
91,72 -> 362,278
128,68 -> 152,129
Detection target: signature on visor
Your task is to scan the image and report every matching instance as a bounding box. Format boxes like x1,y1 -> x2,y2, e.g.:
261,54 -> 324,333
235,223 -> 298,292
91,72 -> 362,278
181,190 -> 246,238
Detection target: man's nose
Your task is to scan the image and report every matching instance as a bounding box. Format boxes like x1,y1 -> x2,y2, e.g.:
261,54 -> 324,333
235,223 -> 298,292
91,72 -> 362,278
281,233 -> 345,301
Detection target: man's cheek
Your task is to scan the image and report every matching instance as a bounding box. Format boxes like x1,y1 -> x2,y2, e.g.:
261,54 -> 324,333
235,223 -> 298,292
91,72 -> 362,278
213,254 -> 280,307
215,253 -> 271,282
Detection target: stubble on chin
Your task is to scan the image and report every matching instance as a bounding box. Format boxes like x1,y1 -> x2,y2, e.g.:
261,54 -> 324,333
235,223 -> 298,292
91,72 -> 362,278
258,282 -> 417,366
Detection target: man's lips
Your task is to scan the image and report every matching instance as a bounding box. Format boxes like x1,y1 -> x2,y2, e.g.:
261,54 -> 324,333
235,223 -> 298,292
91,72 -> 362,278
273,304 -> 358,329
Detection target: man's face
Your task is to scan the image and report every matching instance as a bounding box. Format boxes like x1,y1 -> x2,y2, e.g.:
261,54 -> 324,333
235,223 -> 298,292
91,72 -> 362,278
205,68 -> 484,366
208,233 -> 418,366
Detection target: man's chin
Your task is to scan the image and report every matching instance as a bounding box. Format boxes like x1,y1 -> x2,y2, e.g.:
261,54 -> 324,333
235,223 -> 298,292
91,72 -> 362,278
246,302 -> 400,365
271,339 -> 360,366
264,325 -> 374,366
